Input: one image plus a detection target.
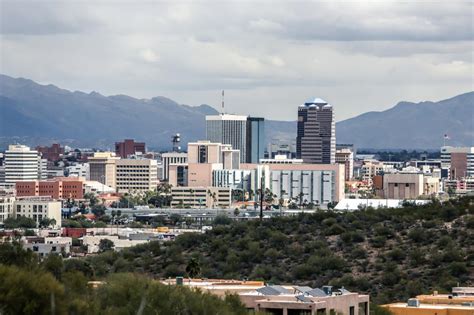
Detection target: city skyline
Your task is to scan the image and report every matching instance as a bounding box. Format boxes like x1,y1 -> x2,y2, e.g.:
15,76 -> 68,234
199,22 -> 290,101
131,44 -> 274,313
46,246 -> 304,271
1,1 -> 472,121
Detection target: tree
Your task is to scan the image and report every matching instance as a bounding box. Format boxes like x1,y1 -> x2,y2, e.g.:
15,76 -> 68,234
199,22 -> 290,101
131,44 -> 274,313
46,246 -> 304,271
3,216 -> 36,229
233,208 -> 240,217
0,265 -> 66,315
39,217 -> 56,228
99,239 -> 115,253
41,254 -> 64,280
185,257 -> 201,278
91,204 -> 106,217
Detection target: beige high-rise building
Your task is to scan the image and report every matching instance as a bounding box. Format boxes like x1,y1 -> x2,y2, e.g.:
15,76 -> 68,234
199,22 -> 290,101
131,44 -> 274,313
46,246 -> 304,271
336,148 -> 354,181
115,159 -> 158,193
187,140 -> 240,169
88,152 -> 119,189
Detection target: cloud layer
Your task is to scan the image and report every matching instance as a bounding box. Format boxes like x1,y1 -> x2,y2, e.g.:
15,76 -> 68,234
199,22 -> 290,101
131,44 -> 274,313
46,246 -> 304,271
1,0 -> 472,121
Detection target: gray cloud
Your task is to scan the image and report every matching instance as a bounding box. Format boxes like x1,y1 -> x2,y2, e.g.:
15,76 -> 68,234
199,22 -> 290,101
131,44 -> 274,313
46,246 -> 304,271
0,0 -> 472,121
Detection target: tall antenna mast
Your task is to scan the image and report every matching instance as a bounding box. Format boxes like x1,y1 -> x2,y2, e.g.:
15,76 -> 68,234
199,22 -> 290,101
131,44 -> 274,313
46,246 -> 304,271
221,90 -> 225,115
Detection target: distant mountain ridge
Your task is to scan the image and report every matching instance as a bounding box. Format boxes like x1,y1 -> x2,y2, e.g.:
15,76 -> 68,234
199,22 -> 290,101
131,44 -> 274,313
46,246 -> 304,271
336,91 -> 473,149
0,74 -> 472,149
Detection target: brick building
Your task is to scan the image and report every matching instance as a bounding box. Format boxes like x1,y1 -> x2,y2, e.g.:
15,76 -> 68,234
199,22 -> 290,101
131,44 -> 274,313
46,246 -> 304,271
15,178 -> 84,199
115,139 -> 146,158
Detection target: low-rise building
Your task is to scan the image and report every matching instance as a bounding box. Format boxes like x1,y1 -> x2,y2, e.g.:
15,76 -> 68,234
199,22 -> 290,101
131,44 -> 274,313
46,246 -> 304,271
22,236 -> 72,258
382,172 -> 440,199
14,197 -> 62,228
15,177 -> 84,200
171,186 -> 231,208
240,285 -> 369,315
0,193 -> 15,223
383,287 -> 474,315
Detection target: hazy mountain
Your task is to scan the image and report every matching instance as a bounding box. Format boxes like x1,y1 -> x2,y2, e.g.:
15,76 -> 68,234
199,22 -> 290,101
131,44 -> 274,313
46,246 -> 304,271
336,92 -> 474,149
0,74 -> 472,150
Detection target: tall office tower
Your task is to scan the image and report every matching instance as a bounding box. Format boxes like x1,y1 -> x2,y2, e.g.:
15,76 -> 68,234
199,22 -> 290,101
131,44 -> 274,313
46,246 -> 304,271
246,117 -> 265,163
206,114 -> 248,163
4,145 -> 41,183
296,98 -> 336,164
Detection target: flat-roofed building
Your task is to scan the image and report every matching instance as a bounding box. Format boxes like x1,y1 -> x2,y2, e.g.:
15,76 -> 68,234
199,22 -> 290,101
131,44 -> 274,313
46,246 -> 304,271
161,152 -> 188,181
115,139 -> 146,158
206,114 -> 248,163
0,193 -> 15,223
382,173 -> 440,199
383,287 -> 474,315
4,144 -> 41,183
14,197 -> 62,228
171,186 -> 231,208
240,285 -> 369,315
115,159 -> 158,193
336,148 -> 354,181
441,146 -> 474,179
15,177 -> 84,199
88,152 -> 119,189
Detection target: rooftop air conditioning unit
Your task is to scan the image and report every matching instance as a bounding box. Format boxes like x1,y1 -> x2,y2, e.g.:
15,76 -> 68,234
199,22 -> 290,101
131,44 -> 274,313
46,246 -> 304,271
407,299 -> 420,307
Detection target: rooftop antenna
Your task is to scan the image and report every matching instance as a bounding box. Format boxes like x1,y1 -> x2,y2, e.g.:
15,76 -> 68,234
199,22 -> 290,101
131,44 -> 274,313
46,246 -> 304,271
221,90 -> 225,115
172,133 -> 181,152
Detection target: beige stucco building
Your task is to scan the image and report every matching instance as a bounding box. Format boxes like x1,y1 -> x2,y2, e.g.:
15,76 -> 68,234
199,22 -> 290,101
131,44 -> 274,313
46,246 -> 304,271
170,186 -> 231,208
14,197 -> 62,228
88,152 -> 119,189
115,159 -> 158,193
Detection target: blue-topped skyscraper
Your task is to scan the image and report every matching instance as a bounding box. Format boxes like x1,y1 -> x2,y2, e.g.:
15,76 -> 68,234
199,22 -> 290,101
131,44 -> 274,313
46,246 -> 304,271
246,117 -> 265,163
296,97 -> 336,164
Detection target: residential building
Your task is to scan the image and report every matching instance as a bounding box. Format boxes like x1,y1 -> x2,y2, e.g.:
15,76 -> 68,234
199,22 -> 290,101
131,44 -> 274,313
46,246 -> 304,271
14,197 -> 62,228
206,114 -> 248,162
296,98 -> 336,164
115,159 -> 158,193
115,139 -> 146,158
336,148 -> 354,181
22,236 -> 72,258
441,146 -> 474,179
240,285 -> 369,315
0,193 -> 15,223
161,152 -> 188,181
36,143 -> 64,161
246,117 -> 265,163
4,144 -> 41,183
15,178 -> 84,200
171,186 -> 231,208
383,287 -> 474,315
88,152 -> 119,189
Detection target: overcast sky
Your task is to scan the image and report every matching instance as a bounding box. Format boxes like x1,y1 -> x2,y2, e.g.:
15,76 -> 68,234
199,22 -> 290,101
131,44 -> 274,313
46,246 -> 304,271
1,0 -> 472,121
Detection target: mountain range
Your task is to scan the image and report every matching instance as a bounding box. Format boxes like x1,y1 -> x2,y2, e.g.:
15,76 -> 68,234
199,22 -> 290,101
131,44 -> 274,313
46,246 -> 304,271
0,74 -> 472,150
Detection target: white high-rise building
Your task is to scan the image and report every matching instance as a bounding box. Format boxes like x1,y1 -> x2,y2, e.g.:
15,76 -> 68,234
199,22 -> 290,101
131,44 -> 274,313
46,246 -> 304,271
4,145 -> 41,183
206,114 -> 248,163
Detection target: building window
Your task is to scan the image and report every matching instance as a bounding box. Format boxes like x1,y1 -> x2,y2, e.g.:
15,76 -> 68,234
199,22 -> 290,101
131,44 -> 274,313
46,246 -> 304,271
350,306 -> 355,315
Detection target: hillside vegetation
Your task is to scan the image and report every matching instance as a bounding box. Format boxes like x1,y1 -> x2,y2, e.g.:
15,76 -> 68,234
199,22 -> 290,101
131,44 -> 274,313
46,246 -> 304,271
83,197 -> 474,304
